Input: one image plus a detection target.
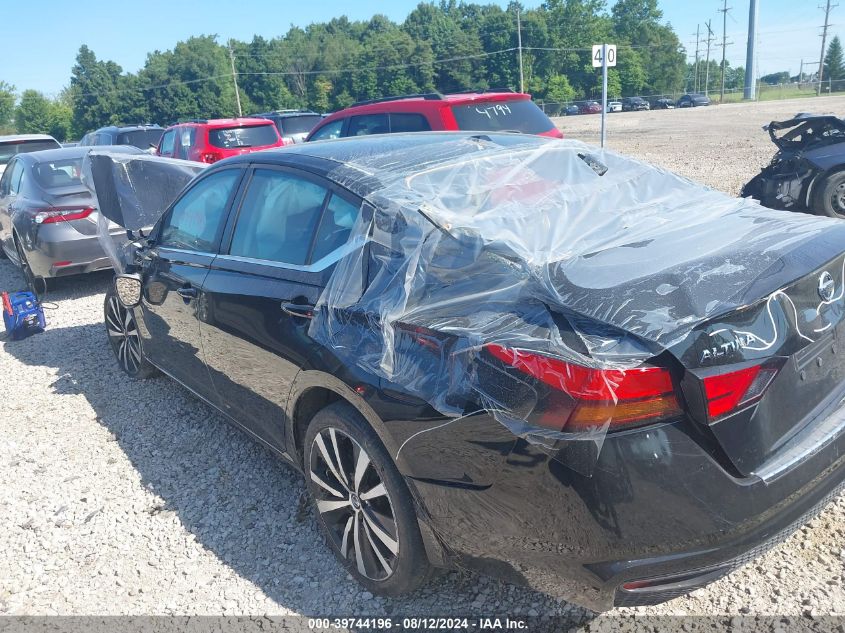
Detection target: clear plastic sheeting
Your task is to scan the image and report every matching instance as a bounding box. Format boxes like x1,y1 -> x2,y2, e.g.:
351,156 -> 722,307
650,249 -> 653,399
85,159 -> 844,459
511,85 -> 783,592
309,136 -> 844,471
82,151 -> 206,272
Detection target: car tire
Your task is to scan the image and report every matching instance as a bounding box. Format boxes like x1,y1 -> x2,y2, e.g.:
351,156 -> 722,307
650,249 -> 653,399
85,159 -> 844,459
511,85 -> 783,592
812,171 -> 845,218
304,401 -> 433,596
14,235 -> 45,295
104,286 -> 158,379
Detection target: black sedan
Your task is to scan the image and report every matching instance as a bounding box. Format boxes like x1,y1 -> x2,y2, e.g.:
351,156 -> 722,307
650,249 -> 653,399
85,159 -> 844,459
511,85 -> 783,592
677,93 -> 711,107
99,133 -> 845,611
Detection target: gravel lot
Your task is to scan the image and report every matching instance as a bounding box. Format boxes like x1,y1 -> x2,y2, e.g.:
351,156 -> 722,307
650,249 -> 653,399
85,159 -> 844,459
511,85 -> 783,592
1,96 -> 844,625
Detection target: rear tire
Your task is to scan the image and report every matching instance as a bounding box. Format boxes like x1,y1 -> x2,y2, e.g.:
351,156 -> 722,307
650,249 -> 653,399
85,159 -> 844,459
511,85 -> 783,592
14,236 -> 44,295
812,171 -> 845,218
304,401 -> 433,596
104,286 -> 158,379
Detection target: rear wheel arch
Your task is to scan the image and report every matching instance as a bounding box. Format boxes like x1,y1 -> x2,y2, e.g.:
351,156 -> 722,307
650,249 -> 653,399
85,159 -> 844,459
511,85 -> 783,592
287,372 -> 401,468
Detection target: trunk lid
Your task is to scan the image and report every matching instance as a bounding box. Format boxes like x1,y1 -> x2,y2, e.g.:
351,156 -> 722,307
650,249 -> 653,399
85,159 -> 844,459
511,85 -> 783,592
545,215 -> 845,476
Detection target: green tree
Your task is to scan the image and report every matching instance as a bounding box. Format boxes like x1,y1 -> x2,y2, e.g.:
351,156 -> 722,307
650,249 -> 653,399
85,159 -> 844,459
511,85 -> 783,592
824,35 -> 845,83
760,71 -> 790,85
69,45 -> 124,135
545,74 -> 575,113
0,81 -> 15,132
15,90 -> 53,134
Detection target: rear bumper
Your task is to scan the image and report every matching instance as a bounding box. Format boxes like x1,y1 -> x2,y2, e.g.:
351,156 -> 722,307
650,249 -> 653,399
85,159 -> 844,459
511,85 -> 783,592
410,408 -> 845,611
26,226 -> 114,278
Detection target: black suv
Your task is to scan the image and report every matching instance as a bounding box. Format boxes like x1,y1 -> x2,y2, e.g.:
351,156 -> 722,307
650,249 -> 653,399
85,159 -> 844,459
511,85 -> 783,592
80,124 -> 164,150
250,110 -> 323,144
100,133 -> 845,611
621,96 -> 650,111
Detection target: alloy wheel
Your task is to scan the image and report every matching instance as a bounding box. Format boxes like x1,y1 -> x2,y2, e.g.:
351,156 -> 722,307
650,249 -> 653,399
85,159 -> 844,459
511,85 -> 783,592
106,294 -> 143,374
832,181 -> 845,215
309,427 -> 399,581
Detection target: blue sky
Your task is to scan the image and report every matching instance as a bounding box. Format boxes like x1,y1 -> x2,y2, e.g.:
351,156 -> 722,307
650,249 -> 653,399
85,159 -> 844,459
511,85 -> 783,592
1,0 -> 836,96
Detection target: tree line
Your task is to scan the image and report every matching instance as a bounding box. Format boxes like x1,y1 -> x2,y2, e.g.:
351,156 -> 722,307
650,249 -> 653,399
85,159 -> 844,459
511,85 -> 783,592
0,0 -> 687,141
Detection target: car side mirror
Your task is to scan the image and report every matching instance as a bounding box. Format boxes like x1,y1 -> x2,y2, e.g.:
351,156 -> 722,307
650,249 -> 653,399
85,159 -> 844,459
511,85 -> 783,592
578,153 -> 609,176
115,274 -> 142,308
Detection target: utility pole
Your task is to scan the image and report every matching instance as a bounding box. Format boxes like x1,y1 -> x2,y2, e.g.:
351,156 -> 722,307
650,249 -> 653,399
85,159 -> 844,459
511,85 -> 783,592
800,59 -> 804,84
818,0 -> 836,95
744,0 -> 758,99
704,20 -> 715,96
229,41 -> 242,117
693,25 -> 701,93
719,0 -> 731,101
516,8 -> 524,93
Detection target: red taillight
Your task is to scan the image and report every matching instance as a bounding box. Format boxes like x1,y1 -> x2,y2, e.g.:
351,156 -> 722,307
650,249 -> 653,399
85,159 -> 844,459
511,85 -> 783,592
201,152 -> 222,163
33,206 -> 94,224
485,344 -> 681,431
702,363 -> 779,421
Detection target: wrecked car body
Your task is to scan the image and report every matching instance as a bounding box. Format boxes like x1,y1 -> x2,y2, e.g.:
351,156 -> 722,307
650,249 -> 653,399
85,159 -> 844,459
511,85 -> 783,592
742,113 -> 845,217
89,135 -> 845,611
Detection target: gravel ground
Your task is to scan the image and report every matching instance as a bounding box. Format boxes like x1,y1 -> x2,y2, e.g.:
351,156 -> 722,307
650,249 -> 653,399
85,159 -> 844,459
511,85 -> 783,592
1,96 -> 844,625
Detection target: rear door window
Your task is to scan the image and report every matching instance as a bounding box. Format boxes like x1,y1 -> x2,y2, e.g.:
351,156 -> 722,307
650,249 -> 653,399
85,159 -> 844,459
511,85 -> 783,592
311,194 -> 360,263
229,169 -> 329,265
158,169 -> 241,252
309,118 -> 344,141
450,99 -> 555,134
208,125 -> 279,149
348,114 -> 389,137
389,113 -> 432,133
177,127 -> 196,159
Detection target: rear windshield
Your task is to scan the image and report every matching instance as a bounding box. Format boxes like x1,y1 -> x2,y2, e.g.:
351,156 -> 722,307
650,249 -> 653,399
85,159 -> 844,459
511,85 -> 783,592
450,99 -> 555,135
0,139 -> 61,167
116,129 -> 163,149
279,115 -> 322,136
208,124 -> 279,149
32,157 -> 84,190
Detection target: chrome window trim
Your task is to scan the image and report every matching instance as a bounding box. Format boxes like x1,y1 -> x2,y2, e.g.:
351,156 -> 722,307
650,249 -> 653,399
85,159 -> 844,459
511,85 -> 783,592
214,236 -> 367,273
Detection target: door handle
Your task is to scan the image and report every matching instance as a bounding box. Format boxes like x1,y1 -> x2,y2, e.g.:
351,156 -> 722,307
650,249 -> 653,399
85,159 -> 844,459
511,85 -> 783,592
177,286 -> 197,300
281,302 -> 315,319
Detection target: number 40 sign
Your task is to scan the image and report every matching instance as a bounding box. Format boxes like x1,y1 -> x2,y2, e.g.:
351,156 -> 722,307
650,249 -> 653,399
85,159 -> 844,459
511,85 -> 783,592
592,44 -> 617,68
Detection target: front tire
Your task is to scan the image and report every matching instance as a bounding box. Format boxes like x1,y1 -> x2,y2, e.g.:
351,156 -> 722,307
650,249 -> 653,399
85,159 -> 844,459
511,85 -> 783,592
304,401 -> 432,596
104,286 -> 158,379
812,171 -> 845,218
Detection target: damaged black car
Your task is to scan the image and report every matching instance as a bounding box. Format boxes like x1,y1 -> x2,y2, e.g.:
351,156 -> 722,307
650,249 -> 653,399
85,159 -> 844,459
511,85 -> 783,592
742,113 -> 845,217
87,134 -> 845,612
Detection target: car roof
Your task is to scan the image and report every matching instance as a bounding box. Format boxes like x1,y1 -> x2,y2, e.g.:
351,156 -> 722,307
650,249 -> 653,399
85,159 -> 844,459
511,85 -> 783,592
94,125 -> 163,133
16,145 -> 145,163
213,131 -> 551,195
0,134 -> 58,143
169,117 -> 274,129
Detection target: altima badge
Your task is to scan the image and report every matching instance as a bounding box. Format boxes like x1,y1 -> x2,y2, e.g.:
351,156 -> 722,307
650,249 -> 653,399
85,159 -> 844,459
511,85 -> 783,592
818,271 -> 835,302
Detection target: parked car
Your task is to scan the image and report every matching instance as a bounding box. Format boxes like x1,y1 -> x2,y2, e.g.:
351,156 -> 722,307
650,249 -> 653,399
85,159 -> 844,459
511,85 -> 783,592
742,113 -> 845,217
653,98 -> 675,110
0,145 -> 142,290
250,110 -> 323,144
607,101 -> 623,113
0,134 -> 61,176
156,118 -> 284,164
579,100 -> 602,115
677,93 -> 711,108
100,132 -> 845,611
621,96 -> 650,111
306,91 -> 563,141
79,124 -> 164,150
563,104 -> 581,116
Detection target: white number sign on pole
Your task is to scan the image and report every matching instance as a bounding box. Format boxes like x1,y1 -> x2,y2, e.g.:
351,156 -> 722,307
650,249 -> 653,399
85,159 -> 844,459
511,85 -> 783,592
593,44 -> 616,148
592,44 -> 617,68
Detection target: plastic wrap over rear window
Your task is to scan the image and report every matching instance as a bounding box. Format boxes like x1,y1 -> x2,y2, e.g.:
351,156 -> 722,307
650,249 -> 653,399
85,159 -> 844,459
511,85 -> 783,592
209,125 -> 279,149
450,99 -> 554,134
